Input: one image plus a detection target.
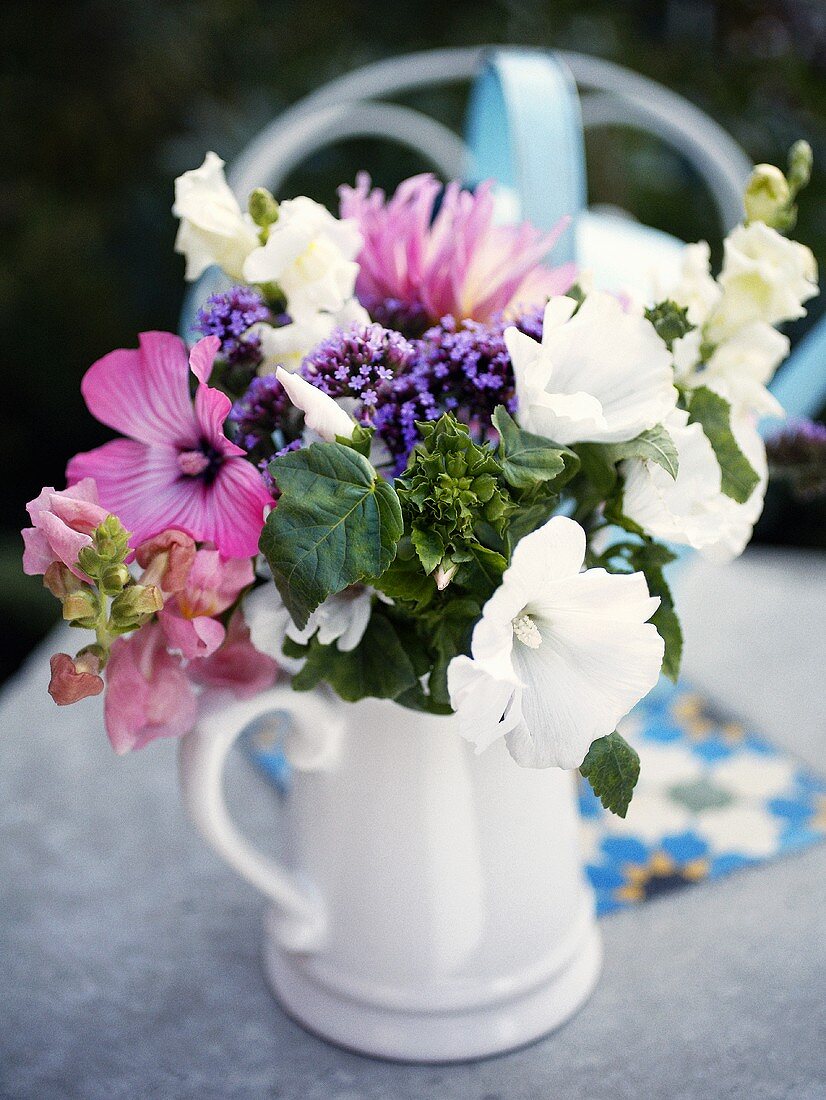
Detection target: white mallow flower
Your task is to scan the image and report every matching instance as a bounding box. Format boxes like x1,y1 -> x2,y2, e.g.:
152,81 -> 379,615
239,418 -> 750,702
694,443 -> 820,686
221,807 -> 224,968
243,197 -> 362,322
275,367 -> 355,442
255,298 -> 370,375
446,516 -> 664,770
504,294 -> 676,446
245,582 -> 373,672
707,221 -> 817,342
621,407 -> 725,552
173,152 -> 260,281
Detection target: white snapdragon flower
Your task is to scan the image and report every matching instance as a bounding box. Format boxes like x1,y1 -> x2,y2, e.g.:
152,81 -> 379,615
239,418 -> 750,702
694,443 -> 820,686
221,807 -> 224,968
504,294 -> 676,446
446,516 -> 664,770
668,241 -> 721,325
621,408 -> 724,551
172,152 -> 260,281
697,322 -> 787,417
243,197 -> 362,322
707,221 -> 817,342
245,583 -> 373,671
275,367 -> 355,442
255,299 -> 370,375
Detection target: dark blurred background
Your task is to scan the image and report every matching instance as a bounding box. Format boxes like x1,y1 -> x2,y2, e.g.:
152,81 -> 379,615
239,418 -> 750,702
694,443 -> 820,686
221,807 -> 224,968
3,0 -> 825,682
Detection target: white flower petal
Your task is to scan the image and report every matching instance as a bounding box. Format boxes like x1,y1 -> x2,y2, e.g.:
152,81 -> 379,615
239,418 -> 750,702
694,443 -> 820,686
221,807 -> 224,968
446,655 -> 522,753
275,367 -> 355,441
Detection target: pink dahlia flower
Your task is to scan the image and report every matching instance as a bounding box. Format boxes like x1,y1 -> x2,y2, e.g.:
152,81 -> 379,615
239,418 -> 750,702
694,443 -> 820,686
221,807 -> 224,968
67,333 -> 272,559
338,173 -> 574,328
104,621 -> 198,754
22,478 -> 111,580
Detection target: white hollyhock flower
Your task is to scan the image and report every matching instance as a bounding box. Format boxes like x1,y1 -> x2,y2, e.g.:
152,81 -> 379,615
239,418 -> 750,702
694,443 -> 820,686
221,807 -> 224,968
275,367 -> 355,442
621,407 -> 724,551
707,221 -> 817,341
243,197 -> 362,322
447,516 -> 664,770
245,582 -> 373,672
504,294 -> 676,446
172,152 -> 260,281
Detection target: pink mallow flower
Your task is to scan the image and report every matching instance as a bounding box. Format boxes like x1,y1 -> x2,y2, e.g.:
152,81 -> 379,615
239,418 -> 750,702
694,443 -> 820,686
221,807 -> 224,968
338,173 -> 574,327
157,547 -> 254,659
104,622 -> 198,754
67,332 -> 272,559
187,608 -> 278,698
22,478 -> 110,579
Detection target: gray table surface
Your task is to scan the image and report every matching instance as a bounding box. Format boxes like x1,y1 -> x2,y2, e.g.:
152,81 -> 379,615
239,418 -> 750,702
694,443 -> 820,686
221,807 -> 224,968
1,547 -> 824,1100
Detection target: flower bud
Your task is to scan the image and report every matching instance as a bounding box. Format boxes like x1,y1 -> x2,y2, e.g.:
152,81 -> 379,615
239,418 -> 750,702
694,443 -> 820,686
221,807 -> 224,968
434,561 -> 458,591
99,563 -> 131,594
136,529 -> 196,595
48,651 -> 104,705
43,561 -> 84,600
109,583 -> 163,630
62,589 -> 100,625
744,164 -> 790,227
248,187 -> 279,231
787,140 -> 812,194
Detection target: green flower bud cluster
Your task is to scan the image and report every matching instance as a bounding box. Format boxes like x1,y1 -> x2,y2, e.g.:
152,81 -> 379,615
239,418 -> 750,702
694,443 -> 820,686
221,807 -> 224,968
396,415 -> 514,583
644,300 -> 693,352
744,141 -> 813,233
43,515 -> 164,670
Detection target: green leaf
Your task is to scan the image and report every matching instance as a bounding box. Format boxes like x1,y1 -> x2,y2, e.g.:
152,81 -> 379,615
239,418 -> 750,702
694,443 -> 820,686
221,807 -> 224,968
454,543 -> 507,600
422,597 -> 480,706
290,610 -> 419,702
570,443 -> 618,518
411,525 -> 444,575
605,425 -> 680,480
261,442 -> 403,630
625,540 -> 683,682
373,541 -> 437,612
579,731 -> 641,818
492,406 -> 575,490
687,386 -> 759,504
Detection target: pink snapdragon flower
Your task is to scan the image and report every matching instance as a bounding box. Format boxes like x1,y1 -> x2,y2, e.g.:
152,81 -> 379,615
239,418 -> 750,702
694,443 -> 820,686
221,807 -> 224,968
338,173 -> 574,327
104,622 -> 198,754
188,608 -> 278,698
67,333 -> 272,559
22,478 -> 111,579
158,547 -> 254,659
48,651 -> 105,705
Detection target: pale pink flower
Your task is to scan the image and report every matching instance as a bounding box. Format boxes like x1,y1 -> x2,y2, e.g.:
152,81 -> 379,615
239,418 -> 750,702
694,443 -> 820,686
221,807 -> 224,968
158,548 -> 254,659
22,478 -> 110,579
104,622 -> 198,754
67,333 -> 272,559
48,652 -> 104,705
338,173 -> 574,326
136,530 -> 197,596
188,608 -> 278,698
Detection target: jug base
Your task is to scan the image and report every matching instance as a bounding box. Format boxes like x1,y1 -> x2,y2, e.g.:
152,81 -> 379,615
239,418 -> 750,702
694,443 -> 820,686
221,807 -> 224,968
262,916 -> 602,1063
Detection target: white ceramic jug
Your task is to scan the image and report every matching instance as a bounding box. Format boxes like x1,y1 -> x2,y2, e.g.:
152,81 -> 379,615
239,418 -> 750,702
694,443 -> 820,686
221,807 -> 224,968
179,686 -> 601,1062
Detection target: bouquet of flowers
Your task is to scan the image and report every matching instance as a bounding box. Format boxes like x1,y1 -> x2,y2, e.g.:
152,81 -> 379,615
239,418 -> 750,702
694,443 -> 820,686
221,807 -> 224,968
24,144 -> 817,816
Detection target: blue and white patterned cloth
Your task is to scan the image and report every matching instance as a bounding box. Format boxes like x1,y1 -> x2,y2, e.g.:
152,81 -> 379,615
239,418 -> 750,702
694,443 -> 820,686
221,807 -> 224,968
581,679 -> 826,916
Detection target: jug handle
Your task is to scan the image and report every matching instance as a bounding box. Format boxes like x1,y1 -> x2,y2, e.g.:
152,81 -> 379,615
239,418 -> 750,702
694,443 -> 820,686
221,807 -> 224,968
178,686 -> 343,953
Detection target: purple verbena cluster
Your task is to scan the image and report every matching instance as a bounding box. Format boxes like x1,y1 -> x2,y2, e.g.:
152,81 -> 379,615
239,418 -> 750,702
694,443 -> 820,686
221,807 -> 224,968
301,323 -> 415,412
371,308 -> 546,473
196,286 -> 270,368
227,374 -> 292,463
